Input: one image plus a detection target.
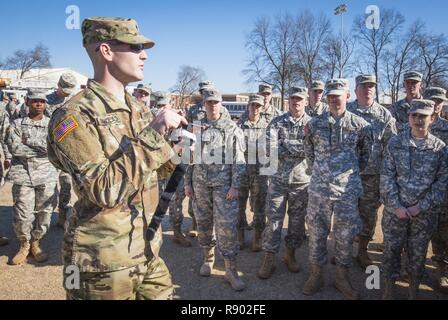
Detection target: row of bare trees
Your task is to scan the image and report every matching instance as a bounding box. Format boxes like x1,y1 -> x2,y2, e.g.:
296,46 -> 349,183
244,8 -> 448,107
0,44 -> 51,80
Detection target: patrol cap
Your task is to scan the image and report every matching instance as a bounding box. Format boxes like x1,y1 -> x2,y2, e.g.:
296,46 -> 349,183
137,83 -> 151,95
82,17 -> 155,49
356,74 -> 377,86
248,94 -> 264,106
153,91 -> 170,106
408,99 -> 435,115
310,80 -> 325,91
325,79 -> 349,96
423,87 -> 447,102
203,89 -> 222,102
404,71 -> 423,82
289,87 -> 308,99
58,72 -> 78,95
259,83 -> 273,94
199,80 -> 214,89
27,88 -> 48,102
8,92 -> 17,99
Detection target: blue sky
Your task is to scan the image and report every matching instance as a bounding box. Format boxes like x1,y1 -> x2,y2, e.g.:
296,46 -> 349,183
1,0 -> 447,93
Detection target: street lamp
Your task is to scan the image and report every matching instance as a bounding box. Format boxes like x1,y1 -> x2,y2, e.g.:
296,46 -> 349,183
334,4 -> 348,78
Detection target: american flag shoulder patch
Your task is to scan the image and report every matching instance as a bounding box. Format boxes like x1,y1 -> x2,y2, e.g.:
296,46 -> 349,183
53,115 -> 79,143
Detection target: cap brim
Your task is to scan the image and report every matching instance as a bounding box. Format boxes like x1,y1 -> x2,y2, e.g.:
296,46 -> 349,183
409,109 -> 433,115
405,77 -> 422,82
358,80 -> 377,85
205,96 -> 222,102
290,93 -> 308,99
432,95 -> 448,101
311,87 -> 324,91
116,34 -> 155,49
326,90 -> 346,96
259,89 -> 272,94
28,96 -> 48,102
61,87 -> 76,95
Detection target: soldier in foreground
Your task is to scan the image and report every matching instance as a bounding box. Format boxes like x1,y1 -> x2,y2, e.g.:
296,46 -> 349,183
347,75 -> 397,269
257,87 -> 311,279
185,89 -> 247,291
380,99 -> 448,300
5,89 -> 58,265
302,79 -> 372,300
47,17 -> 187,300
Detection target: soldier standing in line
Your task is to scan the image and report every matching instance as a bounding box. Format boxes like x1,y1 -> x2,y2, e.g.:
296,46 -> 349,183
184,89 -> 247,291
302,79 -> 372,300
133,83 -> 152,110
347,74 -> 397,269
390,71 -> 424,132
0,106 -> 10,246
237,94 -> 270,251
306,80 -> 328,117
380,99 -> 448,300
257,87 -> 311,279
5,89 -> 58,265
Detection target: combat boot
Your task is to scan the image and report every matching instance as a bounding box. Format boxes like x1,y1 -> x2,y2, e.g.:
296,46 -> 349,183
356,236 -> 373,270
408,274 -> 420,300
257,252 -> 275,279
224,259 -> 246,291
199,248 -> 215,277
302,264 -> 324,296
283,247 -> 300,273
251,229 -> 262,252
189,216 -> 198,238
173,226 -> 192,247
0,236 -> 9,247
381,278 -> 395,300
30,239 -> 49,263
335,265 -> 360,300
11,241 -> 30,265
238,228 -> 245,249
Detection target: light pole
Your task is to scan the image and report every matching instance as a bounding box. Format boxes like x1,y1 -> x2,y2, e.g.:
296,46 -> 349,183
334,4 -> 348,78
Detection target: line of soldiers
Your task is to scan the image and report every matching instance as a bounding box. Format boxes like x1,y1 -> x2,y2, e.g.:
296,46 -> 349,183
0,73 -> 77,264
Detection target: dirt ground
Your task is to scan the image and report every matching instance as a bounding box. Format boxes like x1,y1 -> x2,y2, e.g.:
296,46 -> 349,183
0,182 -> 447,300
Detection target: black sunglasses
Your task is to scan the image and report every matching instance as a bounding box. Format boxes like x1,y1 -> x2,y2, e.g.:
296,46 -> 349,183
95,41 -> 145,53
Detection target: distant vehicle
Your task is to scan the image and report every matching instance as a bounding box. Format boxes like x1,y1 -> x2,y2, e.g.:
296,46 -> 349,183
222,101 -> 248,120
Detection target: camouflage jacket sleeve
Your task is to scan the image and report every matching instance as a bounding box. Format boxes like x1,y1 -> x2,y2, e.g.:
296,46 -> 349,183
417,147 -> 448,212
0,112 -> 11,159
231,126 -> 246,189
6,120 -> 44,158
380,142 -> 402,209
381,116 -> 397,150
358,124 -> 374,173
304,121 -> 315,169
47,108 -> 174,209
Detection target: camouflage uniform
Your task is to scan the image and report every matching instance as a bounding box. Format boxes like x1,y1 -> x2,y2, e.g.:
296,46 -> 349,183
239,104 -> 283,125
5,116 -> 58,242
380,129 -> 448,280
238,113 -> 270,234
184,115 -> 246,259
48,76 -> 175,299
262,111 -> 311,253
187,101 -> 231,123
347,100 -> 397,240
304,110 -> 372,267
305,102 -> 329,118
0,109 -> 10,184
46,90 -> 73,215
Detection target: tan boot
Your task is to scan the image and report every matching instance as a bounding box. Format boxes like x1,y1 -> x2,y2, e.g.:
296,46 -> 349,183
189,216 -> 198,238
257,252 -> 275,279
11,241 -> 30,265
381,278 -> 395,300
283,247 -> 300,273
30,239 -> 48,263
224,259 -> 246,291
238,229 -> 245,249
173,226 -> 192,247
302,264 -> 324,296
0,236 -> 9,247
199,248 -> 215,277
251,229 -> 262,252
408,275 -> 420,300
335,265 -> 360,300
356,236 -> 373,270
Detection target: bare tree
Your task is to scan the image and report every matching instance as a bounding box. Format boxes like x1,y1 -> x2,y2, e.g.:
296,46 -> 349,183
353,8 -> 405,102
322,32 -> 355,79
416,33 -> 448,88
5,43 -> 51,79
293,11 -> 332,86
243,13 -> 299,108
171,65 -> 206,108
383,21 -> 424,104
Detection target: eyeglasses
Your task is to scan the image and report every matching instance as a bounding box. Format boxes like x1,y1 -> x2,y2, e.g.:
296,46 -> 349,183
95,41 -> 146,53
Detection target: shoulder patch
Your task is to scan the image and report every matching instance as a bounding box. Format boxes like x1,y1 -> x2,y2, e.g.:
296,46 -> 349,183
53,115 -> 79,142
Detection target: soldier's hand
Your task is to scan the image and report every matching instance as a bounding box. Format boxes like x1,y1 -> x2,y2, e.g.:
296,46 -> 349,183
150,109 -> 188,136
3,160 -> 11,170
226,187 -> 239,201
185,185 -> 194,198
407,206 -> 420,217
394,207 -> 410,220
